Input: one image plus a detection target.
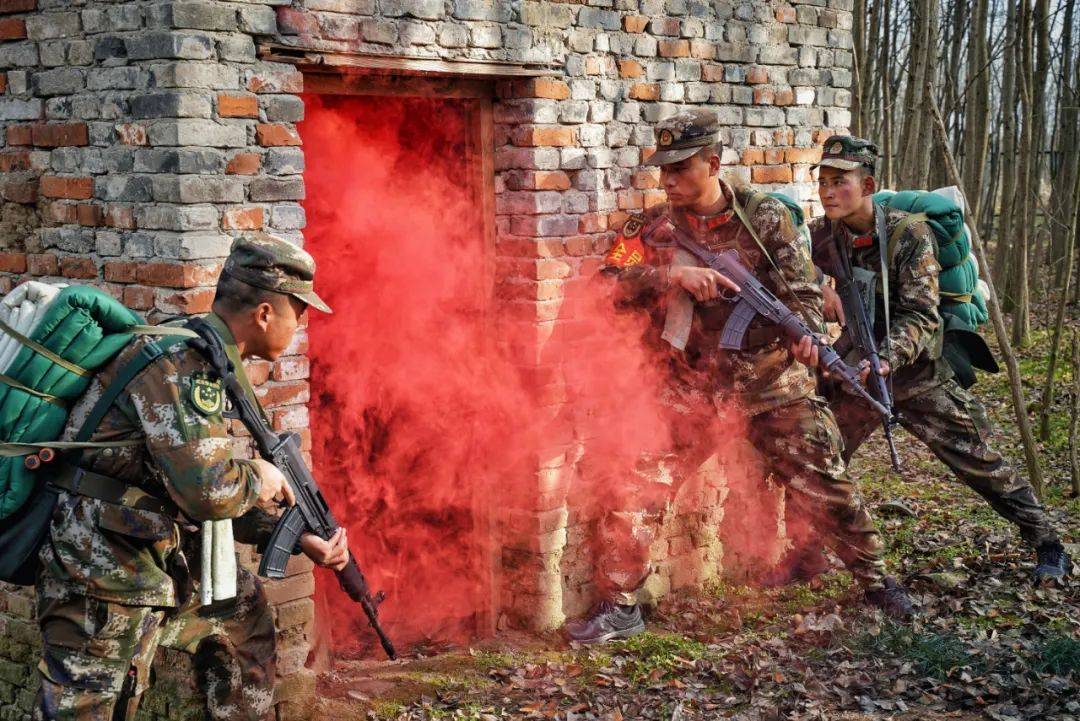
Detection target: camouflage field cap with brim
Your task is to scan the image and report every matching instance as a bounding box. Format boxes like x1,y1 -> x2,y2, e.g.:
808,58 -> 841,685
644,108 -> 722,166
812,135 -> 879,174
222,232 -> 332,313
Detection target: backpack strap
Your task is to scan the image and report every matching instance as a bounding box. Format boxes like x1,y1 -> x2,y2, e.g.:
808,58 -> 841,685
744,191 -> 767,220
887,212 -> 929,266
0,318 -> 90,377
0,373 -> 66,408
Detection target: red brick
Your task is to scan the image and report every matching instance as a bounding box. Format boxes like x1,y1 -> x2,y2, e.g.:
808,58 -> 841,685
123,285 -> 155,310
776,6 -> 796,23
741,149 -> 764,165
226,152 -> 260,175
701,64 -> 724,82
222,206 -> 263,230
27,253 -> 58,276
218,93 -> 258,118
623,15 -> 648,32
271,356 -> 309,382
39,175 -> 94,200
2,178 -> 37,203
754,88 -> 775,105
534,171 -> 571,191
256,380 -> 310,408
618,59 -> 643,78
116,123 -> 147,146
245,360 -> 271,386
136,262 -> 220,289
275,7 -> 317,35
77,203 -> 104,227
658,39 -> 690,58
0,72 -> 6,93
584,56 -> 602,75
32,122 -> 89,148
0,150 -> 30,172
651,17 -> 680,35
781,147 -> 817,164
752,165 -> 793,184
6,124 -> 31,145
629,83 -> 660,101
512,125 -> 574,147
104,261 -> 138,283
514,78 -> 570,100
60,257 -> 97,279
0,17 -> 26,40
0,0 -> 36,14
255,123 -> 301,146
632,169 -> 659,189
764,147 -> 784,164
46,201 -> 76,224
245,67 -> 303,94
105,205 -> 136,229
160,287 -> 215,314
774,87 -> 795,106
0,252 -> 26,273
747,67 -> 769,85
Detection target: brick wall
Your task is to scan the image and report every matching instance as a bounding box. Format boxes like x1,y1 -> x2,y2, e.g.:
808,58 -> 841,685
0,0 -> 851,716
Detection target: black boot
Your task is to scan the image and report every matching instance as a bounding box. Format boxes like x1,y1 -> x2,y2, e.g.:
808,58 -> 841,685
758,547 -> 831,588
864,576 -> 915,620
564,600 -> 645,643
1034,541 -> 1073,584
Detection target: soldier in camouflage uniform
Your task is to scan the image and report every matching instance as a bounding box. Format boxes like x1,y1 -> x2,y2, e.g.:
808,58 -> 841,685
35,234 -> 350,721
795,136 -> 1071,585
564,111 -> 914,644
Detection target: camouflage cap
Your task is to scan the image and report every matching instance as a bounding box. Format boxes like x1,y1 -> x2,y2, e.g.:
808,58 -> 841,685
644,108 -> 721,166
812,135 -> 878,173
222,232 -> 332,313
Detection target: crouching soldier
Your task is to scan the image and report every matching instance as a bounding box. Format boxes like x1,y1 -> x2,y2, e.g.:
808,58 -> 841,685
35,234 -> 351,721
793,136 -> 1071,585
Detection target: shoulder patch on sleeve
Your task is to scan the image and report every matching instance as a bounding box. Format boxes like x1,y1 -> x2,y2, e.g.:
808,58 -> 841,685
622,213 -> 645,238
604,214 -> 648,268
189,372 -> 223,416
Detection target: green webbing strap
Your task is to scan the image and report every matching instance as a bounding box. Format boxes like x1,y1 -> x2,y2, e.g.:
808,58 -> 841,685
0,373 -> 65,408
0,439 -> 141,457
127,325 -> 200,339
0,318 -> 89,377
940,291 -> 973,302
74,335 -> 191,444
50,463 -> 178,517
887,212 -> 929,265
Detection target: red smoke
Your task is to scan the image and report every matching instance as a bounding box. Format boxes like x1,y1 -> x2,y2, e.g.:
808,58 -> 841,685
299,93 -> 779,656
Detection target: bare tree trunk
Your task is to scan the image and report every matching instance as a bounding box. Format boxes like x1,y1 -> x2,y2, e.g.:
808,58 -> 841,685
1038,158 -> 1080,440
1070,332 -> 1080,497
852,0 -> 868,136
930,96 -> 1046,498
994,0 -> 1019,304
880,0 -> 895,188
963,0 -> 992,218
1010,0 -> 1034,347
898,0 -> 932,188
1051,0 -> 1078,288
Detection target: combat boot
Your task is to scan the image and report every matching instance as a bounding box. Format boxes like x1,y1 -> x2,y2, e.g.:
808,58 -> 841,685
863,576 -> 915,620
564,600 -> 645,644
1034,541 -> 1072,584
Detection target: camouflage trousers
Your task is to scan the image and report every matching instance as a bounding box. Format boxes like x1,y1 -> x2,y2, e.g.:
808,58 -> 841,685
34,567 -> 276,721
830,376 -> 1059,548
595,381 -> 886,605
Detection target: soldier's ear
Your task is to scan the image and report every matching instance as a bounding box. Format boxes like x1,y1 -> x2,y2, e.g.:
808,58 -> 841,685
861,171 -> 877,197
253,301 -> 274,332
708,151 -> 720,177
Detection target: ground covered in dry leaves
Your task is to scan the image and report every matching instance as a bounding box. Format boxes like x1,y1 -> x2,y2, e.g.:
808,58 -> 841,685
316,325 -> 1079,720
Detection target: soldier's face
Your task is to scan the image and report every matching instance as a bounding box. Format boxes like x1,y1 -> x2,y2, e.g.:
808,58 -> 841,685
817,166 -> 875,220
660,150 -> 719,207
250,295 -> 307,361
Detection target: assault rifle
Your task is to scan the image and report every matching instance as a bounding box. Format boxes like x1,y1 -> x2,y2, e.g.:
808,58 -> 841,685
640,216 -> 891,421
186,318 -> 397,660
830,258 -> 902,472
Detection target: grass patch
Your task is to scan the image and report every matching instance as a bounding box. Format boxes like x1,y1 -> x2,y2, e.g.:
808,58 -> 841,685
850,624 -> 979,679
1035,636 -> 1080,676
612,632 -> 708,684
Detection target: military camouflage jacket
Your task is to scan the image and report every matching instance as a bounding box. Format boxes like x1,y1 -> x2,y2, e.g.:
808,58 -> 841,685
809,208 -> 942,372
601,180 -> 823,416
39,313 -> 274,607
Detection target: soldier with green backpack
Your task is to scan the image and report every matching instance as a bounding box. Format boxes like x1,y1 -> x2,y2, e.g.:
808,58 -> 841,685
792,135 -> 1071,585
0,235 -> 350,721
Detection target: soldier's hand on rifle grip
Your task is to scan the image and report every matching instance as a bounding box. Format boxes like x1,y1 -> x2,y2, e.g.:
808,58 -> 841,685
671,266 -> 740,303
300,528 -> 350,571
821,282 -> 846,325
858,358 -> 891,385
791,334 -> 832,374
253,458 -> 296,507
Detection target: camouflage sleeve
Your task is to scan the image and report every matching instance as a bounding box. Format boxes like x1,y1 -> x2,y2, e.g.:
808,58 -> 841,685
752,198 -> 825,330
882,221 -> 941,368
806,216 -> 832,283
599,213 -> 668,306
124,348 -> 261,523
232,506 -> 280,553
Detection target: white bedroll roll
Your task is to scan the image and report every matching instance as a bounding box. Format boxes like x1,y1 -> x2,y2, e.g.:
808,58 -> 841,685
0,281 -> 67,373
200,519 -> 238,605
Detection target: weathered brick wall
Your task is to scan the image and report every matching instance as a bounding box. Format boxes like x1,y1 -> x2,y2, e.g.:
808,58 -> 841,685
0,0 -> 851,714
